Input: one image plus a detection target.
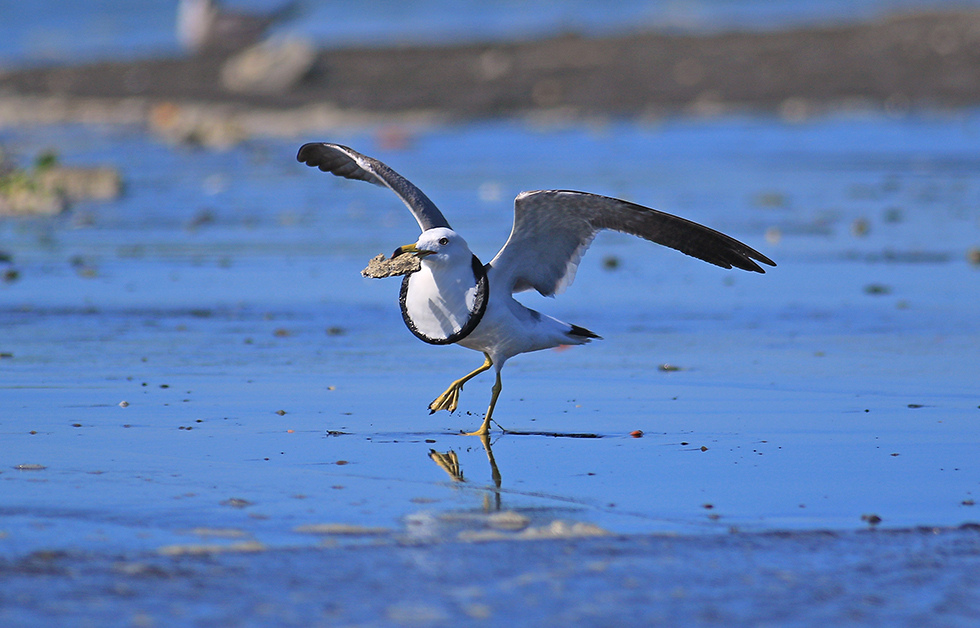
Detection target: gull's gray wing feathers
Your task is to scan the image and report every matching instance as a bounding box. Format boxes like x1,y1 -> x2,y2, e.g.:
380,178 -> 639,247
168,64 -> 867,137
489,190 -> 776,296
297,143 -> 451,232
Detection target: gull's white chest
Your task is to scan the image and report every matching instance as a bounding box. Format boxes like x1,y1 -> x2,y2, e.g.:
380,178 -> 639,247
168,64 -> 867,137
399,256 -> 488,345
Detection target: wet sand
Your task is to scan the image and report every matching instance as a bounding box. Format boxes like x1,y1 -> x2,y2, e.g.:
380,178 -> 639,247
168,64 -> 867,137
4,526 -> 980,625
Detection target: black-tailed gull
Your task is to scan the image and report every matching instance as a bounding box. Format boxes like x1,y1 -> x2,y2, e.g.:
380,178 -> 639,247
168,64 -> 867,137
297,143 -> 775,435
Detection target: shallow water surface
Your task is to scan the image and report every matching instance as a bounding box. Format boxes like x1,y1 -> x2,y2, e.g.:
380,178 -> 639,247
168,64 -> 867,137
1,114 -> 979,623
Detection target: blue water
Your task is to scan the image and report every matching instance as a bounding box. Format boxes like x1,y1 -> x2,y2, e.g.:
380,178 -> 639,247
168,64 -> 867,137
2,0 -> 980,65
2,112 -> 979,553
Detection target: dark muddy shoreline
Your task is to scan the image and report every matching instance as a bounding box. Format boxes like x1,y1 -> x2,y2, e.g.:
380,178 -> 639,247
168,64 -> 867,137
2,10 -> 979,122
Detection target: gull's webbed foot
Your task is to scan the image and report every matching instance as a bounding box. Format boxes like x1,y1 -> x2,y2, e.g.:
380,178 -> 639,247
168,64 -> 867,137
461,416 -> 491,437
429,382 -> 463,414
428,353 -> 493,415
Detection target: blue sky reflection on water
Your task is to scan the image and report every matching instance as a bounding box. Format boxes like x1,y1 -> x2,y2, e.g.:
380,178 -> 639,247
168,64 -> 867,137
1,111 -> 979,555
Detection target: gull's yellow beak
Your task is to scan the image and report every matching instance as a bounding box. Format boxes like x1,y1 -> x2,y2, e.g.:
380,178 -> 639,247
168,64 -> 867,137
392,243 -> 434,258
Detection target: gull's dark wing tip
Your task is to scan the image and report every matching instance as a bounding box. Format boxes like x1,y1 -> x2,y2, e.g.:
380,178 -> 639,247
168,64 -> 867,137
296,142 -> 332,167
755,252 -> 777,272
296,142 -> 317,164
736,249 -> 776,274
296,143 -> 371,181
296,142 -> 452,231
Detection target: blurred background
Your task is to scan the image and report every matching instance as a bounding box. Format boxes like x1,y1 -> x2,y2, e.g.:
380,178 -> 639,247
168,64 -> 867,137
1,0 -> 979,64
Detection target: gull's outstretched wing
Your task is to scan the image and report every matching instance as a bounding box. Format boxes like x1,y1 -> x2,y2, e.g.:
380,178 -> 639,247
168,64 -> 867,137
297,143 -> 451,232
489,190 -> 775,296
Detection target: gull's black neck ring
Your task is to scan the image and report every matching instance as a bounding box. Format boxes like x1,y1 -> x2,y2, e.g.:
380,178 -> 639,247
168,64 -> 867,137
399,254 -> 489,345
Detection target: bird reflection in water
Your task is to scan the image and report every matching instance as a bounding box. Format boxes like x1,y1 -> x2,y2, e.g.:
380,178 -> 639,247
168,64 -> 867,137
429,433 -> 502,511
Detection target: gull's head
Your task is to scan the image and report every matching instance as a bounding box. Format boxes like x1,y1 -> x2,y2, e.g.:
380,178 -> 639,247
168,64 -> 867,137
393,228 -> 470,267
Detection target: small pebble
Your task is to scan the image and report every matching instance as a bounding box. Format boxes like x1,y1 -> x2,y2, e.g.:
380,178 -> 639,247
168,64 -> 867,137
850,218 -> 870,237
882,207 -> 904,223
861,513 -> 882,526
220,498 -> 252,508
764,226 -> 782,245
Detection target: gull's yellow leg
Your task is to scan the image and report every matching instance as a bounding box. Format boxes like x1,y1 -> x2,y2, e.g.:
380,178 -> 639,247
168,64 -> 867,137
463,369 -> 502,436
429,353 -> 493,414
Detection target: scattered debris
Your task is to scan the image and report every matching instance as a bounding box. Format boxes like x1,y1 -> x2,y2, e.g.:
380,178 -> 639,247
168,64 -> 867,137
459,520 -> 610,542
0,150 -> 122,216
157,541 -> 265,556
862,513 -> 883,526
601,255 -> 621,270
149,101 -> 248,149
765,226 -> 782,245
185,527 -> 251,539
850,218 -> 871,237
487,511 -> 531,531
883,207 -> 904,223
294,523 -> 391,535
863,283 -> 892,295
220,497 -> 253,508
753,191 -> 788,209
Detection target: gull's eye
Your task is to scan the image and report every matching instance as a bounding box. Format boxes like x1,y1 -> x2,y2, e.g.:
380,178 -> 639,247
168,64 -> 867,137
438,237 -> 449,246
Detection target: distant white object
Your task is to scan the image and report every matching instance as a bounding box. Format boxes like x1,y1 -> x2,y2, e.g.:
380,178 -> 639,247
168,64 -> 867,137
177,0 -> 299,54
221,36 -> 316,93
